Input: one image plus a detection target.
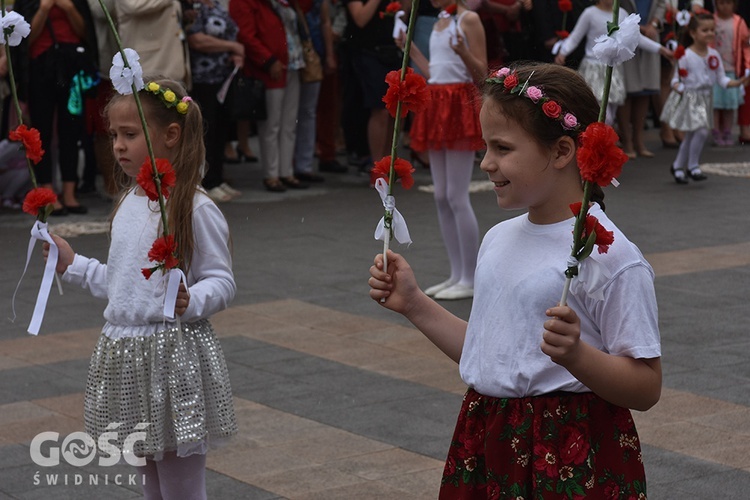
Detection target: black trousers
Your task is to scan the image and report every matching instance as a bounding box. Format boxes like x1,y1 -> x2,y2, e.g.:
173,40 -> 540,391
191,82 -> 231,190
27,49 -> 85,185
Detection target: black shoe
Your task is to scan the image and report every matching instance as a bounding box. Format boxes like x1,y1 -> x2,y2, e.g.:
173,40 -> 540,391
237,146 -> 258,163
318,160 -> 347,173
670,165 -> 688,184
280,176 -> 309,189
688,168 -> 707,181
263,178 -> 287,192
295,172 -> 325,183
64,204 -> 89,214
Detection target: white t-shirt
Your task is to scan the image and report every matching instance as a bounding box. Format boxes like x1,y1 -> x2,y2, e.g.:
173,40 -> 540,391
459,205 -> 661,398
672,47 -> 731,91
63,188 -> 236,339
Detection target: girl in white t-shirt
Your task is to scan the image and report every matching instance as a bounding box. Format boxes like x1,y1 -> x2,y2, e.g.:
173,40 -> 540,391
660,12 -> 749,183
44,78 -> 237,499
369,62 -> 661,499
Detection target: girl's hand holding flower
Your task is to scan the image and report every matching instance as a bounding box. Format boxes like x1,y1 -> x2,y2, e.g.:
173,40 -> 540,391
175,283 -> 190,316
42,234 -> 74,275
541,305 -> 582,366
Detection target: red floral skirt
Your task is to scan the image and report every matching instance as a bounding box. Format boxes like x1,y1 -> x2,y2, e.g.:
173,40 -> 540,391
439,389 -> 647,499
410,83 -> 484,152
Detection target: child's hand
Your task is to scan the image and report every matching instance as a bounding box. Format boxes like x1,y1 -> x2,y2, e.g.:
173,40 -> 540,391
368,250 -> 421,315
450,33 -> 468,58
175,283 -> 190,317
541,305 -> 582,366
42,234 -> 75,274
553,53 -> 566,66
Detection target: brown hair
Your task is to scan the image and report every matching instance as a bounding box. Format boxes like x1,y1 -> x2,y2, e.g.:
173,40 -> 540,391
681,12 -> 714,47
105,77 -> 206,274
482,62 -> 607,208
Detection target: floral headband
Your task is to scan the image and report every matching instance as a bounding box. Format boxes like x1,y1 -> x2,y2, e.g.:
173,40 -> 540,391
144,81 -> 192,115
486,68 -> 581,132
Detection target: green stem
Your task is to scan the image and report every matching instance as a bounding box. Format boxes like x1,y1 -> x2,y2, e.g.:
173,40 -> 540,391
96,0 -> 169,238
2,2 -> 39,188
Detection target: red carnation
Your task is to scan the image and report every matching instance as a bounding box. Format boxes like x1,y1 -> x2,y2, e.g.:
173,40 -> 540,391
22,187 -> 58,217
558,0 -> 572,12
144,234 -> 179,278
678,68 -> 688,78
708,55 -> 719,70
581,215 -> 614,254
383,1 -> 400,15
9,125 -> 45,165
371,155 -> 415,189
673,45 -> 685,60
542,100 -> 562,119
136,158 -> 176,201
555,30 -> 570,39
141,267 -> 155,279
444,3 -> 457,15
665,9 -> 675,25
569,201 -> 583,217
576,122 -> 628,187
503,73 -> 519,90
382,68 -> 429,118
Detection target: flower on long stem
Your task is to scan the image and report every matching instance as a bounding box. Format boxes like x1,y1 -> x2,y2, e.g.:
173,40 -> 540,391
371,156 -> 415,190
561,0 -> 632,304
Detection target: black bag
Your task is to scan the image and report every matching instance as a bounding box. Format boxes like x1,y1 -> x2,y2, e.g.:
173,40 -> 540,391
224,74 -> 267,121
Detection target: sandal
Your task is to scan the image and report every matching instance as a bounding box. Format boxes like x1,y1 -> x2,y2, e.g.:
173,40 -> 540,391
263,178 -> 287,192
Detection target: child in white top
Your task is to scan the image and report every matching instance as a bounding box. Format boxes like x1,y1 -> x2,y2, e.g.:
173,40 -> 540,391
554,0 -> 671,125
44,78 -> 237,499
369,62 -> 661,498
661,12 -> 749,183
398,0 -> 486,301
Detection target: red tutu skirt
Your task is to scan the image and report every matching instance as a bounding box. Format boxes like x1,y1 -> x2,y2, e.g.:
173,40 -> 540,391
440,389 -> 647,499
410,83 -> 484,152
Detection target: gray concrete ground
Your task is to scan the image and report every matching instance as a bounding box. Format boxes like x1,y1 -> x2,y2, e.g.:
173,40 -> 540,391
1,126 -> 750,499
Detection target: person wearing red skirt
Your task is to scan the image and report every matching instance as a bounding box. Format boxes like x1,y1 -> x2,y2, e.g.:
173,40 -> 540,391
369,62 -> 662,499
401,0 -> 486,301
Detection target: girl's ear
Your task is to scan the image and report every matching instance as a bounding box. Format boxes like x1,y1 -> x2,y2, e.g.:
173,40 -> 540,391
551,135 -> 576,170
164,123 -> 182,149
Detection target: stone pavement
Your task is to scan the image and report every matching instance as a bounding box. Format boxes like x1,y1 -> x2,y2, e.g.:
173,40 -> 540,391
1,128 -> 750,499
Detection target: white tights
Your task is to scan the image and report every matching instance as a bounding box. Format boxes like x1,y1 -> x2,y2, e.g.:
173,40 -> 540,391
138,452 -> 207,500
428,149 -> 479,287
673,128 -> 709,172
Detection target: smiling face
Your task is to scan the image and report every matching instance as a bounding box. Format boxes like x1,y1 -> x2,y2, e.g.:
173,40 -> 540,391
479,99 -> 580,224
690,18 -> 716,48
107,99 -> 171,178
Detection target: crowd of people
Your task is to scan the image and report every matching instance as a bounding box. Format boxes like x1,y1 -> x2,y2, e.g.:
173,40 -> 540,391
1,0 -> 748,207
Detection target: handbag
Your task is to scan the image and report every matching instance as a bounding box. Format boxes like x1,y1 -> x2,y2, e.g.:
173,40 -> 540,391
295,4 -> 324,83
45,21 -> 100,115
219,66 -> 267,121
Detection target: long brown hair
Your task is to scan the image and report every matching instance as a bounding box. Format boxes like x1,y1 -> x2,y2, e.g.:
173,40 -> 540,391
482,62 -> 607,209
105,77 -> 206,274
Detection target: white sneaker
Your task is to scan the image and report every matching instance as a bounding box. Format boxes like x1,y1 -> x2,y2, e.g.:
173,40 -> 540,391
424,279 -> 457,297
434,284 -> 474,300
207,186 -> 232,202
219,182 -> 242,198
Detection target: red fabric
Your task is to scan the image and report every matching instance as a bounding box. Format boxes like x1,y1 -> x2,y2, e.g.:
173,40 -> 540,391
30,6 -> 82,59
230,0 -> 289,90
86,81 -> 114,135
439,389 -> 647,499
410,83 -> 484,152
738,99 -> 750,127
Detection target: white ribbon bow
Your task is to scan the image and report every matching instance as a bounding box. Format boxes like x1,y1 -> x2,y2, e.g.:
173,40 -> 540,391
154,267 -> 189,343
373,178 -> 411,245
12,221 -> 63,335
568,254 -> 612,301
392,11 -> 407,39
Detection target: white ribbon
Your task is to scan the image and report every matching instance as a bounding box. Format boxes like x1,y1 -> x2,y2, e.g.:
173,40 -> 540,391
569,253 -> 612,301
551,39 -> 564,56
392,11 -> 407,39
11,221 -> 62,335
154,267 -> 188,343
373,178 -> 411,245
217,65 -> 239,105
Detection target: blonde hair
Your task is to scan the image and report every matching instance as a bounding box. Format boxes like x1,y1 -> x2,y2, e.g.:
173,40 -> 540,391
105,77 -> 206,274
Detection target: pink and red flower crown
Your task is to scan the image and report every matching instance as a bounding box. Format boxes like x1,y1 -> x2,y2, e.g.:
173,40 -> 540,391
486,67 -> 581,132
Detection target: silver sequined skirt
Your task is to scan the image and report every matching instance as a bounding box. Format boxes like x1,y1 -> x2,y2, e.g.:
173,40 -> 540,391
84,320 -> 237,460
579,59 -> 626,106
660,89 -> 713,132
